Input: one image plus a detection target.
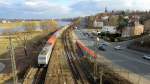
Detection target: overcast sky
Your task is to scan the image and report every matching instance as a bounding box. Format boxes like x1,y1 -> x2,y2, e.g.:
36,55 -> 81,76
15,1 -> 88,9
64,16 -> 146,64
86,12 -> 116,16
0,0 -> 150,19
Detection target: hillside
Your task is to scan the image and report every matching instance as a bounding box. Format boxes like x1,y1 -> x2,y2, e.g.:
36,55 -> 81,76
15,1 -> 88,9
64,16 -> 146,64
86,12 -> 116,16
129,35 -> 150,53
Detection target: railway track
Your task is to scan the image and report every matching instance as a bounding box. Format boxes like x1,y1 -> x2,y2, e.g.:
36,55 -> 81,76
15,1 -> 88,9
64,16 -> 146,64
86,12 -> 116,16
23,67 -> 47,84
62,28 -> 86,84
44,35 -> 75,84
34,67 -> 47,84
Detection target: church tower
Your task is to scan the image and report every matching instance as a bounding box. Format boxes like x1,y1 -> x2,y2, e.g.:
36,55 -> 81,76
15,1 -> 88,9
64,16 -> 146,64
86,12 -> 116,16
105,7 -> 108,13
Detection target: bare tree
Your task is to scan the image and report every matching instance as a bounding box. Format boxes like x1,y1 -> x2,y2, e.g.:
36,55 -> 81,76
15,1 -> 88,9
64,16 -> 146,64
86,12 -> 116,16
16,32 -> 29,56
40,21 -> 50,31
15,22 -> 36,56
23,22 -> 36,32
40,20 -> 58,31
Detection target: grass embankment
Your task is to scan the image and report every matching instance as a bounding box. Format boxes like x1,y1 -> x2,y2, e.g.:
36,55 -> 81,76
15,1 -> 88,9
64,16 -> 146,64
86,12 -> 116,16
0,28 -> 57,58
0,28 -> 57,83
0,38 -> 17,57
0,21 -> 41,29
0,20 -> 56,58
133,35 -> 150,48
0,32 -> 43,58
0,22 -> 22,29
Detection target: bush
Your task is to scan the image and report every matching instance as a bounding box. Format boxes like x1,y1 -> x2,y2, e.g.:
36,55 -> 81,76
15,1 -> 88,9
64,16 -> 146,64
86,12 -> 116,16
98,32 -> 121,42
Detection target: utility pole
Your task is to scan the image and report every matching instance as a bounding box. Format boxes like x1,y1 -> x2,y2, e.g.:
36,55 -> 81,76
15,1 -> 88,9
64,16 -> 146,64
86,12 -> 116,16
94,37 -> 100,80
9,33 -> 18,84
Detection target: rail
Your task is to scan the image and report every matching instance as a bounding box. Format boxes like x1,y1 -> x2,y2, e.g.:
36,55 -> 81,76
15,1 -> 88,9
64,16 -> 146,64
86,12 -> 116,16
62,28 -> 85,84
23,67 -> 47,84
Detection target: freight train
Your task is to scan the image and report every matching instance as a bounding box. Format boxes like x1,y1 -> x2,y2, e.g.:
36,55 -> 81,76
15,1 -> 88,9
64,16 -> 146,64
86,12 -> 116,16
38,25 -> 68,67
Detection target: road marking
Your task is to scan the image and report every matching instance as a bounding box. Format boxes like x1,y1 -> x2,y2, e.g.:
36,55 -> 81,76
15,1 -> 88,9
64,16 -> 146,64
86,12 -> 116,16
108,50 -> 150,66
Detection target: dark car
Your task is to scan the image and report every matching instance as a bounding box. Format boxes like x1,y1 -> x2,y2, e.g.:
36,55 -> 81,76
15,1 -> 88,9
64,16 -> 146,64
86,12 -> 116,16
98,45 -> 105,51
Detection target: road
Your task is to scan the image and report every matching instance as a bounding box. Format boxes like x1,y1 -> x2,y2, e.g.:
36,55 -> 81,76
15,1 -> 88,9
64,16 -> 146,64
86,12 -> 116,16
74,28 -> 150,80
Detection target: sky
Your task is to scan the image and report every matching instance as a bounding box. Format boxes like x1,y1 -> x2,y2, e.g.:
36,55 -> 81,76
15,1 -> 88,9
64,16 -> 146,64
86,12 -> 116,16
0,0 -> 150,19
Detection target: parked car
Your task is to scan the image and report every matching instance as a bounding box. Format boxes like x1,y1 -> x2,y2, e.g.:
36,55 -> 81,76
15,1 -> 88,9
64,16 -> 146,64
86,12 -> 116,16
98,45 -> 105,51
142,55 -> 150,60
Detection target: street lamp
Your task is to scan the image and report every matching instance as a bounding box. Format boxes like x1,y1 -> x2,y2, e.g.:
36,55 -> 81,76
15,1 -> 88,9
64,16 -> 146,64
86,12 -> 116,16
95,37 -> 104,84
94,37 -> 100,81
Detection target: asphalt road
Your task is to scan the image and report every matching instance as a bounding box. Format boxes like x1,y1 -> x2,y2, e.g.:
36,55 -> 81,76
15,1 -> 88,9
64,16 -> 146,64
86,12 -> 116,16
75,29 -> 150,80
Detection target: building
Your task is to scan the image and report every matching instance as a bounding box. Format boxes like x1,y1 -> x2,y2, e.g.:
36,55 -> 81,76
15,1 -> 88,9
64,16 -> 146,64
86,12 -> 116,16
133,24 -> 144,35
101,16 -> 109,20
122,23 -> 144,37
93,20 -> 103,28
108,15 -> 119,26
144,19 -> 150,33
121,15 -> 144,37
101,26 -> 117,34
2,20 -> 7,23
122,27 -> 132,37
